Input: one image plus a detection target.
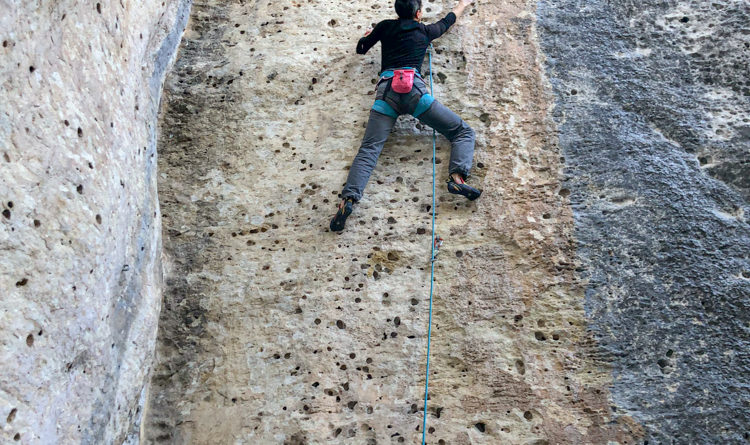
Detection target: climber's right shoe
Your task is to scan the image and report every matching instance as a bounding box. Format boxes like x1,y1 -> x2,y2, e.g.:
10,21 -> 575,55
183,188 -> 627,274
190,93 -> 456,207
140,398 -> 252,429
329,198 -> 354,232
447,179 -> 482,201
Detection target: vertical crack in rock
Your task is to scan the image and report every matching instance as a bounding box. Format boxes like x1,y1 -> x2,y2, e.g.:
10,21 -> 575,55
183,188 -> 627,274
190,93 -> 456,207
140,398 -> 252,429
145,0 -> 642,443
537,0 -> 750,443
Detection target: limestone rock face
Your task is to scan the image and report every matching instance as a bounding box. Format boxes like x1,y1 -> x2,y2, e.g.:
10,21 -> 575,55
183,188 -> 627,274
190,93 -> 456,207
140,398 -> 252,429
144,1 -> 638,443
0,1 -> 189,443
3,0 -> 747,443
538,1 -> 750,443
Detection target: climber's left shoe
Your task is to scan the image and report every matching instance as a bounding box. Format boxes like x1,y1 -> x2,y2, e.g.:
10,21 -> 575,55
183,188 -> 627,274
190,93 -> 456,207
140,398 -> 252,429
329,198 -> 354,232
447,179 -> 482,201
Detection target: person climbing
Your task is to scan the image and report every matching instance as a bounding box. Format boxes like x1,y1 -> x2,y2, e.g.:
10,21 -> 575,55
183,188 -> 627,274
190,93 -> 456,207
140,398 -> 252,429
330,0 -> 481,232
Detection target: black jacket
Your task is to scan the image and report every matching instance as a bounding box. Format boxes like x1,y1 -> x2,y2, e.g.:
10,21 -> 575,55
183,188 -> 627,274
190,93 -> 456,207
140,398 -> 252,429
356,12 -> 457,75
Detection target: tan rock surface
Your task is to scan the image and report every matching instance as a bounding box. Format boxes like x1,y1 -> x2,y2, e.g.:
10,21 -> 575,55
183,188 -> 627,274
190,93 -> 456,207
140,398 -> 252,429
145,0 -> 639,443
0,1 -> 188,443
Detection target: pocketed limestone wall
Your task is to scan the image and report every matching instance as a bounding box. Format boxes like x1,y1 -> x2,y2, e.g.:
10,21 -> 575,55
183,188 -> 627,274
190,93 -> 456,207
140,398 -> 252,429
143,1 -> 640,443
0,1 -> 189,443
3,0 -> 746,443
145,0 -> 749,443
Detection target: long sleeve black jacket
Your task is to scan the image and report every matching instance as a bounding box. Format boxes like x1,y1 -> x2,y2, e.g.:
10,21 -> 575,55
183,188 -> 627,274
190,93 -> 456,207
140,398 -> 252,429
356,12 -> 457,75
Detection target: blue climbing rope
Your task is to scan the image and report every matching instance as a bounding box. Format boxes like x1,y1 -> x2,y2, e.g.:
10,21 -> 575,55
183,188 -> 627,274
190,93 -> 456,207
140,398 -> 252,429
421,43 -> 437,445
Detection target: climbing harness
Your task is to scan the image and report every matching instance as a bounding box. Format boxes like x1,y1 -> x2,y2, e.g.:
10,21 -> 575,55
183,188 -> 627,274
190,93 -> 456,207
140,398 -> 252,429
421,43 -> 437,445
372,67 -> 435,119
378,66 -> 423,80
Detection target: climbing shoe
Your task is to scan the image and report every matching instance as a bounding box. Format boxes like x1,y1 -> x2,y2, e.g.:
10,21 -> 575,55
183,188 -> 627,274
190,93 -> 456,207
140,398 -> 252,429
446,179 -> 482,201
329,198 -> 354,232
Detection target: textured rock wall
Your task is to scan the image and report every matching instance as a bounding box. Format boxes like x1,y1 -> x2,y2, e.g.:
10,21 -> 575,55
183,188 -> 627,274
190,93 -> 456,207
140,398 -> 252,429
145,0 -> 640,443
0,1 -> 189,443
537,0 -> 750,443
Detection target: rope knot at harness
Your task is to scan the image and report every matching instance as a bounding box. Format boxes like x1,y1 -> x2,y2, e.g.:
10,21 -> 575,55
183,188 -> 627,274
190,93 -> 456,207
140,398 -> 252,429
431,236 -> 443,262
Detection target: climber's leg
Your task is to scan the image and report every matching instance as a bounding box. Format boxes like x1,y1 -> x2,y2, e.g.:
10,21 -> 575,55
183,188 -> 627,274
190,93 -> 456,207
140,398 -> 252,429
416,99 -> 481,200
340,109 -> 397,203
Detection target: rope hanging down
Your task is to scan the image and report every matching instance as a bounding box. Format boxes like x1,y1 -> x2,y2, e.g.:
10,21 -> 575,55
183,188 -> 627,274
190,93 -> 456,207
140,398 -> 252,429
421,43 -> 438,445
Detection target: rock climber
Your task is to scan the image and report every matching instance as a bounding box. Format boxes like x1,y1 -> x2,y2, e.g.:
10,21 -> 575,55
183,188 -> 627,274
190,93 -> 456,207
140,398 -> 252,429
330,0 -> 481,232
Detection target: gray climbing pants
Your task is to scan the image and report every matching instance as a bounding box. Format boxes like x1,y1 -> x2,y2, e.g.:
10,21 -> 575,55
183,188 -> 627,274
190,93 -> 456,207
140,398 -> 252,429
341,74 -> 475,202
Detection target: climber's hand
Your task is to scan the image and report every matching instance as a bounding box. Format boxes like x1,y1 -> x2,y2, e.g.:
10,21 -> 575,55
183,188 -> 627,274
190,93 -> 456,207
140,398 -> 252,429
453,0 -> 474,19
364,28 -> 373,36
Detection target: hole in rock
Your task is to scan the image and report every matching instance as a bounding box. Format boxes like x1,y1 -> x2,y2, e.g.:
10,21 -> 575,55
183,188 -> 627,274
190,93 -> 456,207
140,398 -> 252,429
515,359 -> 525,375
26,334 -> 34,347
475,423 -> 486,432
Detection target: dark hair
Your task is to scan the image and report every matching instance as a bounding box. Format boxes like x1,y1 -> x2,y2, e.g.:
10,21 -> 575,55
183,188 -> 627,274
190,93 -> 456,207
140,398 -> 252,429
394,0 -> 421,19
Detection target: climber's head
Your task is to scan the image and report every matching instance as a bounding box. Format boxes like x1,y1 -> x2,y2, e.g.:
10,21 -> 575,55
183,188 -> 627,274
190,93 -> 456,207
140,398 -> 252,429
395,0 -> 422,20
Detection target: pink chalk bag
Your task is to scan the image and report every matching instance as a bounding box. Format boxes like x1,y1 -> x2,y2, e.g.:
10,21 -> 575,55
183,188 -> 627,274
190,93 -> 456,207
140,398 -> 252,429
391,68 -> 415,93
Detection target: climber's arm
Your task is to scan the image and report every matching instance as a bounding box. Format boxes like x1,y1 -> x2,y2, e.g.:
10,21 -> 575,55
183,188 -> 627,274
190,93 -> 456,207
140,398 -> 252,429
424,0 -> 474,41
424,13 -> 455,41
356,21 -> 384,54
